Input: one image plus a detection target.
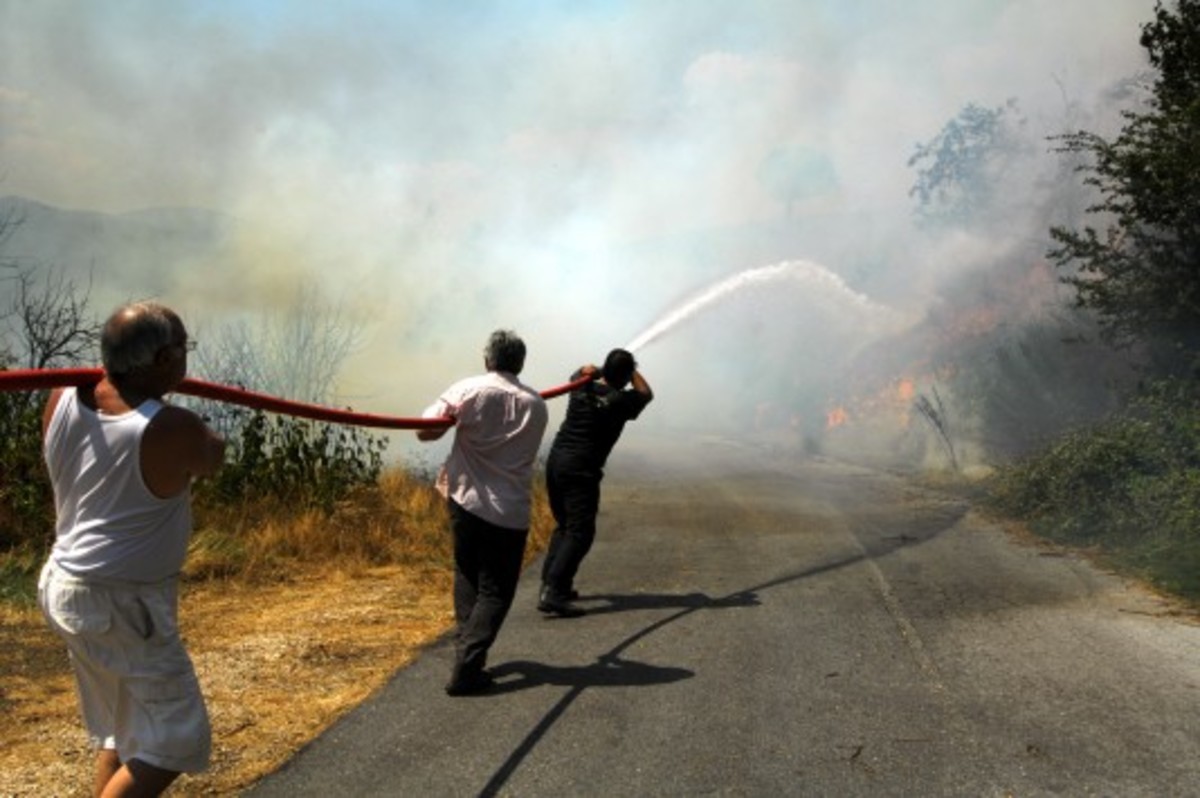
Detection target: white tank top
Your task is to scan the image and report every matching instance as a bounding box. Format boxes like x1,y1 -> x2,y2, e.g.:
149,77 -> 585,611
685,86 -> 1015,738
44,387 -> 192,582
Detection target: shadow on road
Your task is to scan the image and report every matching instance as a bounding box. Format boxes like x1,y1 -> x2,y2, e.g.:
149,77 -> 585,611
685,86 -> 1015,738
489,656 -> 694,693
476,495 -> 972,797
573,590 -> 762,616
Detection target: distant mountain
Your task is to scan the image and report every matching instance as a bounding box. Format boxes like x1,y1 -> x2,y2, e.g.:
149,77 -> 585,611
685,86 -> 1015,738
0,195 -> 234,304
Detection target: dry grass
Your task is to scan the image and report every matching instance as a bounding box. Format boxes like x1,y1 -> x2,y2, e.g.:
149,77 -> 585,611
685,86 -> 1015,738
0,468 -> 555,797
187,469 -> 454,582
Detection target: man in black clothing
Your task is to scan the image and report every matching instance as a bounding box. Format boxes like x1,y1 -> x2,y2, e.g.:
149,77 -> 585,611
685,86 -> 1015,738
539,348 -> 653,617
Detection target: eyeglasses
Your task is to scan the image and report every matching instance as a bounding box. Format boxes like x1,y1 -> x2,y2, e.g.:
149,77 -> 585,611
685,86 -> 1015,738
177,339 -> 198,353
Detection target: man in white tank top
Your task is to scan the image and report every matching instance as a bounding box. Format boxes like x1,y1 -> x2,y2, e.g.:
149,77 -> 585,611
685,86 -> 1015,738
38,301 -> 225,797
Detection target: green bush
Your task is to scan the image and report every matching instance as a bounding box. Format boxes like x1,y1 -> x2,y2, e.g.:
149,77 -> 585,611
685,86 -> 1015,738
0,378 -> 388,604
0,544 -> 42,605
988,379 -> 1200,599
0,380 -> 53,552
196,408 -> 387,513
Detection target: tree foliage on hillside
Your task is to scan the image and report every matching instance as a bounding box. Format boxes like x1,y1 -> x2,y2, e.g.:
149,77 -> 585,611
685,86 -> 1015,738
1050,0 -> 1200,369
902,93 -> 1138,465
908,99 -> 1028,227
988,2 -> 1200,604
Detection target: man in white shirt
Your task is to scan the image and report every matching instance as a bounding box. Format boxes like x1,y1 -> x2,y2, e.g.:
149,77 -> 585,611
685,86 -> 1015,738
419,330 -> 548,695
39,301 -> 225,796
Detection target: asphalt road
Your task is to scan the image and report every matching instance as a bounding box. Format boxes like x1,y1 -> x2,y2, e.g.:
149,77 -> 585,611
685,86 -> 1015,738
247,436 -> 1200,797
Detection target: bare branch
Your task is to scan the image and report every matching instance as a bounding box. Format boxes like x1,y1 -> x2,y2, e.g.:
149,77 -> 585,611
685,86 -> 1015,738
2,264 -> 99,370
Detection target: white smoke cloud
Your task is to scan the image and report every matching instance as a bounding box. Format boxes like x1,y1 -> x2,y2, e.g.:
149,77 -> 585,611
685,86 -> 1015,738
0,0 -> 1158,455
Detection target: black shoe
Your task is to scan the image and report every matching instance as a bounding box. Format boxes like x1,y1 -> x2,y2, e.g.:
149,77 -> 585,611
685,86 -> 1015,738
539,584 -> 581,602
445,670 -> 495,696
538,593 -> 586,618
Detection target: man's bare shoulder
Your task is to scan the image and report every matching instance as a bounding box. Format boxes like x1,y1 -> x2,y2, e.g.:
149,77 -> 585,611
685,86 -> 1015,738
146,403 -> 206,437
143,403 -> 225,492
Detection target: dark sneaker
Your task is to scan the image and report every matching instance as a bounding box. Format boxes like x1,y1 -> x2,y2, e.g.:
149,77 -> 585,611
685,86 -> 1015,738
445,670 -> 495,696
537,592 -> 586,618
539,584 -> 581,603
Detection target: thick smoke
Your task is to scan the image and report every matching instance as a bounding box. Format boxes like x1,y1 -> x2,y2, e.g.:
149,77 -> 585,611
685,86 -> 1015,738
0,1 -> 1156,461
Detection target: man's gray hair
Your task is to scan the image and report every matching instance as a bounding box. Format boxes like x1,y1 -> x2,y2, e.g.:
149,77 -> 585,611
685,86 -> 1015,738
101,301 -> 179,377
483,329 -> 526,375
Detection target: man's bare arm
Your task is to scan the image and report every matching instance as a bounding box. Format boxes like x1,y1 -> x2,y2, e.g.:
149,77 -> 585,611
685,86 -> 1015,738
142,407 -> 225,498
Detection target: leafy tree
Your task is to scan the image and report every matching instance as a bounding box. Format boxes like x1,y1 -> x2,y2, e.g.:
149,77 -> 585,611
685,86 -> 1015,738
948,313 -> 1135,460
1049,0 -> 1200,370
908,99 -> 1028,227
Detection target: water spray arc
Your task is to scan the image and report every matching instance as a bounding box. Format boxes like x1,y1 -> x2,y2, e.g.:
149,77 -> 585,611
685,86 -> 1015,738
624,260 -> 895,354
3,261 -> 889,428
0,368 -> 591,429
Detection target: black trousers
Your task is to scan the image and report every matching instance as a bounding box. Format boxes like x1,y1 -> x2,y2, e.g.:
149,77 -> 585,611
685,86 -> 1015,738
540,460 -> 601,598
447,500 -> 528,679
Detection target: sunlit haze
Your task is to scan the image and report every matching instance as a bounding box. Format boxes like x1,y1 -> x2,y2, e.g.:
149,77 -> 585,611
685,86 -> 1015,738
0,1 -> 1155,460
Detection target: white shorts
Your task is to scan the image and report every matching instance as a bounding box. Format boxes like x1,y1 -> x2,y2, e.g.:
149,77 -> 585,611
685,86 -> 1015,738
38,560 -> 212,773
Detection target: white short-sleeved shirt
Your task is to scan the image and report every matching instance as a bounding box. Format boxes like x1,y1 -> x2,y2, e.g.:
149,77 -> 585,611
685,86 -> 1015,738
423,371 -> 548,529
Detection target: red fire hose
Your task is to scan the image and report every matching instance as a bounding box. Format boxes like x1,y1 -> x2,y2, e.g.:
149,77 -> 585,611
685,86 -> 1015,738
0,367 -> 592,430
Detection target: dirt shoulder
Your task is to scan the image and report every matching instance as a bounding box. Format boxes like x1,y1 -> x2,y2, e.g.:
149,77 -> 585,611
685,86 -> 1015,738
1,565 -> 454,797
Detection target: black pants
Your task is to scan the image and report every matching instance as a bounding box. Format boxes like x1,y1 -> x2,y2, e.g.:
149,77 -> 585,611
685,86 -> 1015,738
540,460 -> 601,598
448,500 -> 528,680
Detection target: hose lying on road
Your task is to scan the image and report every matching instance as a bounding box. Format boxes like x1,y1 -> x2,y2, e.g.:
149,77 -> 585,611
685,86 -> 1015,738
0,367 -> 592,430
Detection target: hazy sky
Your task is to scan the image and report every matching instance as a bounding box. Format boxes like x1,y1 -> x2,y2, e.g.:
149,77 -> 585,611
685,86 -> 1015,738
0,1 -> 1156,442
